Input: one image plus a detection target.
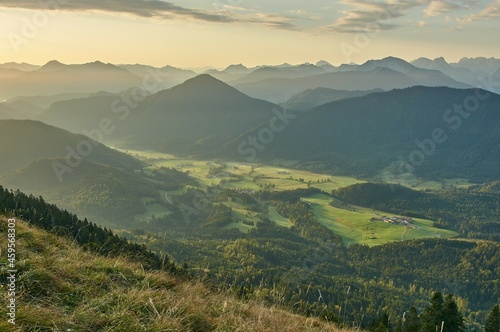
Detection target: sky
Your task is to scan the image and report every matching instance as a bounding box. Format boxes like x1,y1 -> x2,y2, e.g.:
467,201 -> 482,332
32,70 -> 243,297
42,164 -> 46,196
0,0 -> 499,68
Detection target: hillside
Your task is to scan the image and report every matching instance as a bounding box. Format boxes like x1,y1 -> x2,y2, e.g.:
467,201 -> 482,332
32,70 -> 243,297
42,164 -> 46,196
0,104 -> 17,119
0,120 -> 142,177
0,120 -> 175,227
246,86 -> 500,180
231,64 -> 327,85
41,74 -> 281,154
1,158 -> 159,228
0,216 -> 348,332
281,88 -> 383,111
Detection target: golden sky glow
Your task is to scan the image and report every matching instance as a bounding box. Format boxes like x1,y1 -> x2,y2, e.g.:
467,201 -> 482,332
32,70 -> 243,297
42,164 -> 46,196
0,0 -> 499,67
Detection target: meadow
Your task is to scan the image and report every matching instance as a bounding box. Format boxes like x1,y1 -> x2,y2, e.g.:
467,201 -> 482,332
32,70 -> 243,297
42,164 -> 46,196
302,193 -> 457,247
120,149 -> 458,246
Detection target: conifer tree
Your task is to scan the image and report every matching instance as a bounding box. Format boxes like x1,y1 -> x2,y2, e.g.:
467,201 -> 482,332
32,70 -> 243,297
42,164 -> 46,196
485,305 -> 500,332
443,294 -> 465,332
421,292 -> 445,332
404,306 -> 421,332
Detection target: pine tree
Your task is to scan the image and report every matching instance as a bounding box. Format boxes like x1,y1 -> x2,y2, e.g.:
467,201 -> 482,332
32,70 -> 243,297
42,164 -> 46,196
485,305 -> 500,332
421,292 -> 446,332
371,313 -> 390,332
404,306 -> 421,332
443,294 -> 465,332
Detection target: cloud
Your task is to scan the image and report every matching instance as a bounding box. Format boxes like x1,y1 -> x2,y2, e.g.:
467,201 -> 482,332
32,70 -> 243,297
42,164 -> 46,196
325,0 -> 471,33
324,0 -> 427,33
0,0 -> 296,30
459,0 -> 500,21
288,9 -> 308,15
424,0 -> 461,16
418,20 -> 427,26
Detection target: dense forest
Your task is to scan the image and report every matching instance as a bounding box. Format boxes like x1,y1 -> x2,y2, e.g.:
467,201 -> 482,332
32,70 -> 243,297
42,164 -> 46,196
1,178 -> 499,330
114,186 -> 500,330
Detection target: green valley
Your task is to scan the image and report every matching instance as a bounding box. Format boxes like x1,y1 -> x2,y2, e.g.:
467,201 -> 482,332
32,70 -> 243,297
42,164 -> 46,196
119,149 -> 458,247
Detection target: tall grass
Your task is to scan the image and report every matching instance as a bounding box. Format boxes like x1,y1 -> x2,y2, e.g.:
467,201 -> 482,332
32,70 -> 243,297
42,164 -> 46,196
0,217 -> 355,331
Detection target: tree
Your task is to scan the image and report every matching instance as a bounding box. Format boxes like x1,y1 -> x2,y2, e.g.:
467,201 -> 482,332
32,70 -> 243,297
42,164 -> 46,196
485,305 -> 500,332
421,292 -> 445,332
420,293 -> 466,332
443,294 -> 465,332
371,313 -> 390,332
404,306 -> 421,332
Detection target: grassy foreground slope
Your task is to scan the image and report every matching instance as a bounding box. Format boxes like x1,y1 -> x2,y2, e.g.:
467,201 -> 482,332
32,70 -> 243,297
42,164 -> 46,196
0,217 -> 349,332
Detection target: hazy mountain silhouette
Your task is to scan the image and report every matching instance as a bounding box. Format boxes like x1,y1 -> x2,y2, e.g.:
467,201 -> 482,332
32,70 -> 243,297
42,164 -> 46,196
0,120 -> 142,177
235,67 -> 416,103
6,92 -> 98,109
343,56 -> 471,88
455,57 -> 500,74
282,87 -> 383,111
234,86 -> 500,180
231,64 -> 327,85
0,62 -> 40,71
0,68 -> 24,80
0,100 -> 43,119
235,57 -> 471,103
41,74 -> 280,154
412,57 -> 481,87
119,64 -> 197,90
0,60 -> 142,100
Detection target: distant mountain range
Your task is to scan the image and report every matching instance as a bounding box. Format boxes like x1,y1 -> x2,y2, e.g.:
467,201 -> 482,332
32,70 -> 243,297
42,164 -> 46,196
40,74 -> 281,154
250,86 -> 500,180
1,56 -> 499,182
235,57 -> 472,103
1,56 -> 498,103
0,61 -> 142,100
281,87 -> 383,111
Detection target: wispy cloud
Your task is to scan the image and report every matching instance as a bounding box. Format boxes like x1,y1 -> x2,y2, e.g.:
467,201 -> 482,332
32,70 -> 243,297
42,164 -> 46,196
0,0 -> 296,30
424,0 -> 461,16
324,0 -> 475,33
459,0 -> 500,21
324,0 -> 426,33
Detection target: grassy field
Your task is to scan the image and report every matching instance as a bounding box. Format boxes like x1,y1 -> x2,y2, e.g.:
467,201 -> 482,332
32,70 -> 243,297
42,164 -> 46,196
121,150 -> 458,246
378,163 -> 474,191
301,193 -> 458,247
133,202 -> 172,223
120,149 -> 363,192
268,206 -> 293,228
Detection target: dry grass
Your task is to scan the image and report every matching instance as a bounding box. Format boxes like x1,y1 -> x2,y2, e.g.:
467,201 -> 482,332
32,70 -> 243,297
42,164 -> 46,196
0,217 -> 355,331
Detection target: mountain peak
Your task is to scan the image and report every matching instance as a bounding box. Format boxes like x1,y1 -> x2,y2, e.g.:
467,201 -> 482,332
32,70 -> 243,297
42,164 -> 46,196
433,57 -> 449,65
168,74 -> 244,98
379,56 -> 410,64
316,60 -> 332,66
359,57 -> 416,74
79,61 -> 122,71
224,64 -> 248,74
39,60 -> 67,71
183,73 -> 222,84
